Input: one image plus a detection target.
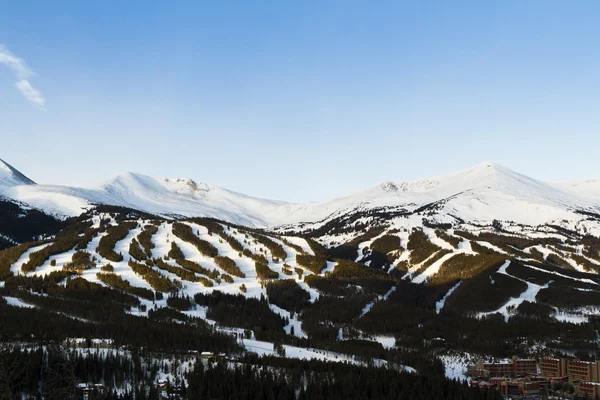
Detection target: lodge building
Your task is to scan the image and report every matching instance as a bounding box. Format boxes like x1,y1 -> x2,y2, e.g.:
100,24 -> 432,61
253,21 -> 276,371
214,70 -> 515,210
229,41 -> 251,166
468,357 -> 600,399
539,358 -> 567,379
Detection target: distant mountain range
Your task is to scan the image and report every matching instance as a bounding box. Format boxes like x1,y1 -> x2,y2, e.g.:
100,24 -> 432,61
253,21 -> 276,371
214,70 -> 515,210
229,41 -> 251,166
1,158 -> 599,233
3,156 -> 600,367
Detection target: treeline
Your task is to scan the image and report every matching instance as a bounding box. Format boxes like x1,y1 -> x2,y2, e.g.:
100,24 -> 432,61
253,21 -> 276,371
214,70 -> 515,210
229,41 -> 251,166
305,260 -> 396,297
185,356 -> 502,400
328,259 -> 392,281
0,294 -> 240,353
546,253 -> 572,269
175,258 -> 220,282
254,234 -> 287,260
166,293 -> 194,311
194,291 -> 286,339
443,267 -> 526,313
148,305 -> 191,322
188,217 -> 224,234
186,360 -> 295,400
356,280 -> 455,336
350,276 -> 599,358
407,228 -> 441,265
4,276 -> 142,316
22,228 -> 89,272
435,230 -> 461,248
0,339 -> 237,398
8,286 -> 133,323
370,234 -> 401,256
167,241 -> 185,259
154,258 -> 202,284
281,237 -> 305,254
3,270 -> 75,294
0,240 -> 49,280
1,347 -> 497,400
76,226 -> 100,250
306,238 -> 328,258
129,238 -> 146,261
305,274 -> 359,296
514,300 -> 555,320
228,232 -> 271,264
296,254 -> 327,274
137,224 -> 159,257
569,253 -> 600,273
538,286 -> 600,309
128,260 -> 179,293
429,253 -> 505,284
282,263 -> 293,276
266,279 -> 310,313
97,221 -> 138,262
59,277 -> 141,308
63,250 -> 96,272
302,290 -> 375,343
366,234 -> 402,268
96,272 -> 155,301
214,255 -> 245,277
21,233 -> 79,273
327,227 -> 386,261
292,239 -> 328,274
582,234 -> 600,260
172,222 -> 218,257
412,249 -> 453,277
255,261 -> 279,280
219,231 -> 244,252
244,248 -> 269,264
0,197 -> 63,245
454,230 -> 563,255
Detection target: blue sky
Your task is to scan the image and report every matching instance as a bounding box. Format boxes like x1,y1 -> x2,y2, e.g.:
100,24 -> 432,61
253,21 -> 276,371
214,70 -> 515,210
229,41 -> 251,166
1,1 -> 599,202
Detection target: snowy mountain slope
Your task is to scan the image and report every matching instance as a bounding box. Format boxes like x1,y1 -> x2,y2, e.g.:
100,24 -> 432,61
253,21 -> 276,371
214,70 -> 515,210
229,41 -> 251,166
0,160 -> 63,245
1,173 -> 327,226
333,162 -> 598,223
4,213 -> 600,326
0,158 -> 35,187
1,159 -> 599,229
554,179 -> 600,201
3,213 -> 598,384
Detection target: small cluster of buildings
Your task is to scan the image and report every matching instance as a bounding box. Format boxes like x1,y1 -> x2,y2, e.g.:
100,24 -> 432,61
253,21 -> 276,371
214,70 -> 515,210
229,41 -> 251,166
77,383 -> 106,400
157,379 -> 185,400
467,356 -> 600,398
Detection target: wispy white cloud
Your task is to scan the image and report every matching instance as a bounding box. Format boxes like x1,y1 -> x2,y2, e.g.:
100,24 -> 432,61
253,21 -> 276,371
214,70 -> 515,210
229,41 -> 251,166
0,44 -> 46,109
15,80 -> 46,109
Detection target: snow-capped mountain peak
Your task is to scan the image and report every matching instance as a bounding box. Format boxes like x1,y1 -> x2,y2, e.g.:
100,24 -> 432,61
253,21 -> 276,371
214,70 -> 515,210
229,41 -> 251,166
388,162 -> 508,195
378,181 -> 399,193
163,177 -> 210,193
0,158 -> 36,187
0,159 -> 599,230
99,172 -> 210,197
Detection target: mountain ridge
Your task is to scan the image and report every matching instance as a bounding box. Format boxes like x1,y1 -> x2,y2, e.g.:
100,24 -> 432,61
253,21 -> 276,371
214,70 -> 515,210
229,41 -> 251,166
3,160 -> 600,381
0,158 -> 36,187
0,159 -> 599,231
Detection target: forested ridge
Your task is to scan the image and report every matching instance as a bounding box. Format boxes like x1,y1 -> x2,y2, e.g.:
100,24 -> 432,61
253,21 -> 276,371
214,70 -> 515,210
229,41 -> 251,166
2,205 -> 600,398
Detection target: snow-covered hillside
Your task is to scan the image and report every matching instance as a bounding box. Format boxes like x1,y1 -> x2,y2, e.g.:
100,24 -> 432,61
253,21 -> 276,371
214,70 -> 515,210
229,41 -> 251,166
555,179 -> 600,201
0,159 -> 35,187
292,161 -> 600,228
1,159 -> 599,230
4,212 -> 600,329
